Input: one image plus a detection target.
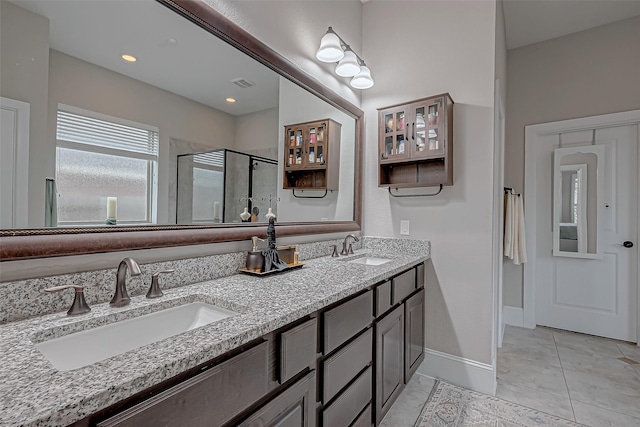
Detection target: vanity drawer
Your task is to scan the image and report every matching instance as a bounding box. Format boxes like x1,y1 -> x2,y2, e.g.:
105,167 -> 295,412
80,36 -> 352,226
375,280 -> 392,317
322,327 -> 372,402
279,318 -> 317,383
97,341 -> 269,427
323,290 -> 373,354
417,263 -> 425,289
322,366 -> 372,427
392,269 -> 416,303
351,403 -> 372,427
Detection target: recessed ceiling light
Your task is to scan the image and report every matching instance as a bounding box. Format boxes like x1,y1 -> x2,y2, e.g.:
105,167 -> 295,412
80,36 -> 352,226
121,54 -> 137,63
226,98 -> 236,103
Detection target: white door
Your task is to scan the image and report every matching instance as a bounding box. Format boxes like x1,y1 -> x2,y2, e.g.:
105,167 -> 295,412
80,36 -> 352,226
533,125 -> 638,342
0,97 -> 30,228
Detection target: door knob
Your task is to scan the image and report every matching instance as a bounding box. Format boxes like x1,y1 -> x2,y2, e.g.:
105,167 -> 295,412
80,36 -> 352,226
622,241 -> 634,248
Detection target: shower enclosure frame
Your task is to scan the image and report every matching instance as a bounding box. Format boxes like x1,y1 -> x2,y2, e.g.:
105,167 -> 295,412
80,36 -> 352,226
176,148 -> 277,225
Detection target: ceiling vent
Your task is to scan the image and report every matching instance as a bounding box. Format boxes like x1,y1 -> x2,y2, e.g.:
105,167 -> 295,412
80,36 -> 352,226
231,78 -> 255,88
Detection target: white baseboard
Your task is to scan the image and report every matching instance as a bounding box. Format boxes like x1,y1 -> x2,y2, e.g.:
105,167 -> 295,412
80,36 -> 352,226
417,348 -> 496,395
503,306 -> 524,328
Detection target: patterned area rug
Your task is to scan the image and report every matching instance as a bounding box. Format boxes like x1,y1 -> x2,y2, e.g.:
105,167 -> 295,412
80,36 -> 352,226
416,381 -> 583,427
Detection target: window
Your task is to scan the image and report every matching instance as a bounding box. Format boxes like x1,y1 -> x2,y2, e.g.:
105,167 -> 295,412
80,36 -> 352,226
55,105 -> 158,225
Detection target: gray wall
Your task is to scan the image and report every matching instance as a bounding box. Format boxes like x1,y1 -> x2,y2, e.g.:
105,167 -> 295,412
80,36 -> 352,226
362,1 -> 499,365
0,1 -> 50,228
504,15 -> 640,307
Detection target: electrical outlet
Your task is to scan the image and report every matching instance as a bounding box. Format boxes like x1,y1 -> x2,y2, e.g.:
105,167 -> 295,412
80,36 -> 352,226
400,220 -> 410,235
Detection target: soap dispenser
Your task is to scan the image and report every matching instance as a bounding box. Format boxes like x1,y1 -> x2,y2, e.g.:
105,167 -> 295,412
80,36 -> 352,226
246,236 -> 265,272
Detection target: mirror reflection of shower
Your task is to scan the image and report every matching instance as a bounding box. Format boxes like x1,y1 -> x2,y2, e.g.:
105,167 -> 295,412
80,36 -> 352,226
176,149 -> 277,224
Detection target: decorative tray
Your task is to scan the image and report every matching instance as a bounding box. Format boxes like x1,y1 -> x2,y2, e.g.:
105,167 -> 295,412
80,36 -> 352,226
238,262 -> 306,276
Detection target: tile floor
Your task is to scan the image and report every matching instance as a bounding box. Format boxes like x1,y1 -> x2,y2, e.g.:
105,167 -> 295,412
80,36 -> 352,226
380,372 -> 436,427
380,325 -> 640,426
497,325 -> 640,426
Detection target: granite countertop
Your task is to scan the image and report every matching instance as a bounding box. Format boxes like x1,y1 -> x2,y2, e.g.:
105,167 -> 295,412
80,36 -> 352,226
0,249 -> 428,427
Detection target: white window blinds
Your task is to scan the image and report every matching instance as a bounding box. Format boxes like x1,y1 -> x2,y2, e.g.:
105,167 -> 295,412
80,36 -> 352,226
56,106 -> 158,160
193,150 -> 225,169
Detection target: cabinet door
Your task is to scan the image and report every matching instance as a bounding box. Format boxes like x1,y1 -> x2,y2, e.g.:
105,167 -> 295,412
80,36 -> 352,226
375,305 -> 404,425
379,106 -> 410,163
404,289 -> 425,383
305,122 -> 326,169
285,125 -> 307,170
409,97 -> 445,159
239,372 -> 316,427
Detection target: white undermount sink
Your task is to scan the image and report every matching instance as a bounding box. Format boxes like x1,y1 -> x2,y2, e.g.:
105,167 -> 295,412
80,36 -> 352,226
35,302 -> 237,371
347,257 -> 392,266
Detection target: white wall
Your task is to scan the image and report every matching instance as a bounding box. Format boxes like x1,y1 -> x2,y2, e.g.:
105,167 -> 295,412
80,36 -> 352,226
277,77 -> 356,222
362,1 -> 497,365
0,1 -> 50,228
504,15 -> 640,307
235,107 -> 279,158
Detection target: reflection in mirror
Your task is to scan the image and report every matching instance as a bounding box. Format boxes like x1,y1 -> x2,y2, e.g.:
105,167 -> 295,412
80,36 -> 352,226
176,149 -> 277,224
553,145 -> 605,258
558,165 -> 587,253
0,0 -> 356,230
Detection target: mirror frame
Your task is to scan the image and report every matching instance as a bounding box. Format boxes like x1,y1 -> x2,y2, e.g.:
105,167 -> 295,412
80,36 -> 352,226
0,0 -> 363,261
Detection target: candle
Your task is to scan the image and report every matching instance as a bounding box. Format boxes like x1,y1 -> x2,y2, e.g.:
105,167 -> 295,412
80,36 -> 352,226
213,201 -> 221,220
107,197 -> 117,219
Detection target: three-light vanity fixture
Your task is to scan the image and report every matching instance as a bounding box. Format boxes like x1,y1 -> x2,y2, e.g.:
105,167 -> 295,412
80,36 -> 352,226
315,27 -> 374,89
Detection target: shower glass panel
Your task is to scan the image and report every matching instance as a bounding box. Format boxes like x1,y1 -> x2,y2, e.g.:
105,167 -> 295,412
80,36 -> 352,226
176,149 -> 277,224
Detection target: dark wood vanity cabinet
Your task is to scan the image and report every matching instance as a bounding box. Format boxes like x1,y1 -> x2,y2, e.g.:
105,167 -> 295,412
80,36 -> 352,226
239,372 -> 316,427
86,264 -> 426,427
375,305 -> 405,425
319,290 -> 374,427
374,264 -> 426,425
96,341 -> 271,427
378,94 -> 453,188
283,119 -> 341,190
405,289 -> 425,383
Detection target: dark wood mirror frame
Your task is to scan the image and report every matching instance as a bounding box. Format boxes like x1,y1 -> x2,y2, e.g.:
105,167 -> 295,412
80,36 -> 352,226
0,0 -> 363,261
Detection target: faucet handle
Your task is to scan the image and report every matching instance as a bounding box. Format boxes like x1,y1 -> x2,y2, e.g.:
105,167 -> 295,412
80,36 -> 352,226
146,269 -> 174,299
330,244 -> 339,257
340,241 -> 349,256
347,243 -> 355,255
44,285 -> 91,316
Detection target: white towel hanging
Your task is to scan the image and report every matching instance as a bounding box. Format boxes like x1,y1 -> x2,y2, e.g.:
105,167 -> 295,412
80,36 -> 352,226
504,192 -> 527,265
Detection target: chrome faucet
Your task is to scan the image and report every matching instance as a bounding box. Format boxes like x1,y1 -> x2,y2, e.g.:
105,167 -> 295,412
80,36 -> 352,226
340,234 -> 360,256
110,257 -> 141,307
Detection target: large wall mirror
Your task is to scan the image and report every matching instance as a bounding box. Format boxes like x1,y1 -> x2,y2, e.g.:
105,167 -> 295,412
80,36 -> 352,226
553,145 -> 605,259
0,0 -> 363,260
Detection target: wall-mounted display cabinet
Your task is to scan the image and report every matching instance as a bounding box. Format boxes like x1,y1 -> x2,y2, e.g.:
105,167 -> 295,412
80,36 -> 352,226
283,119 -> 341,190
378,93 -> 453,188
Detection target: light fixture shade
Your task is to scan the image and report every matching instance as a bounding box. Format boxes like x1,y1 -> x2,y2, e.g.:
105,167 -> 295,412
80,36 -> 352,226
316,32 -> 344,63
350,65 -> 374,89
335,50 -> 360,77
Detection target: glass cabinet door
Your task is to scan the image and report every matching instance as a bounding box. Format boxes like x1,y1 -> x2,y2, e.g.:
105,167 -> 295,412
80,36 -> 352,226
306,122 -> 326,167
285,126 -> 306,169
411,98 -> 445,158
380,106 -> 410,162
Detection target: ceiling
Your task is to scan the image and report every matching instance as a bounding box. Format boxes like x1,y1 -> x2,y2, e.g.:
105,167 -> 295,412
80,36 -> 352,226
10,0 -> 279,116
504,0 -> 640,50
12,0 -> 640,109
